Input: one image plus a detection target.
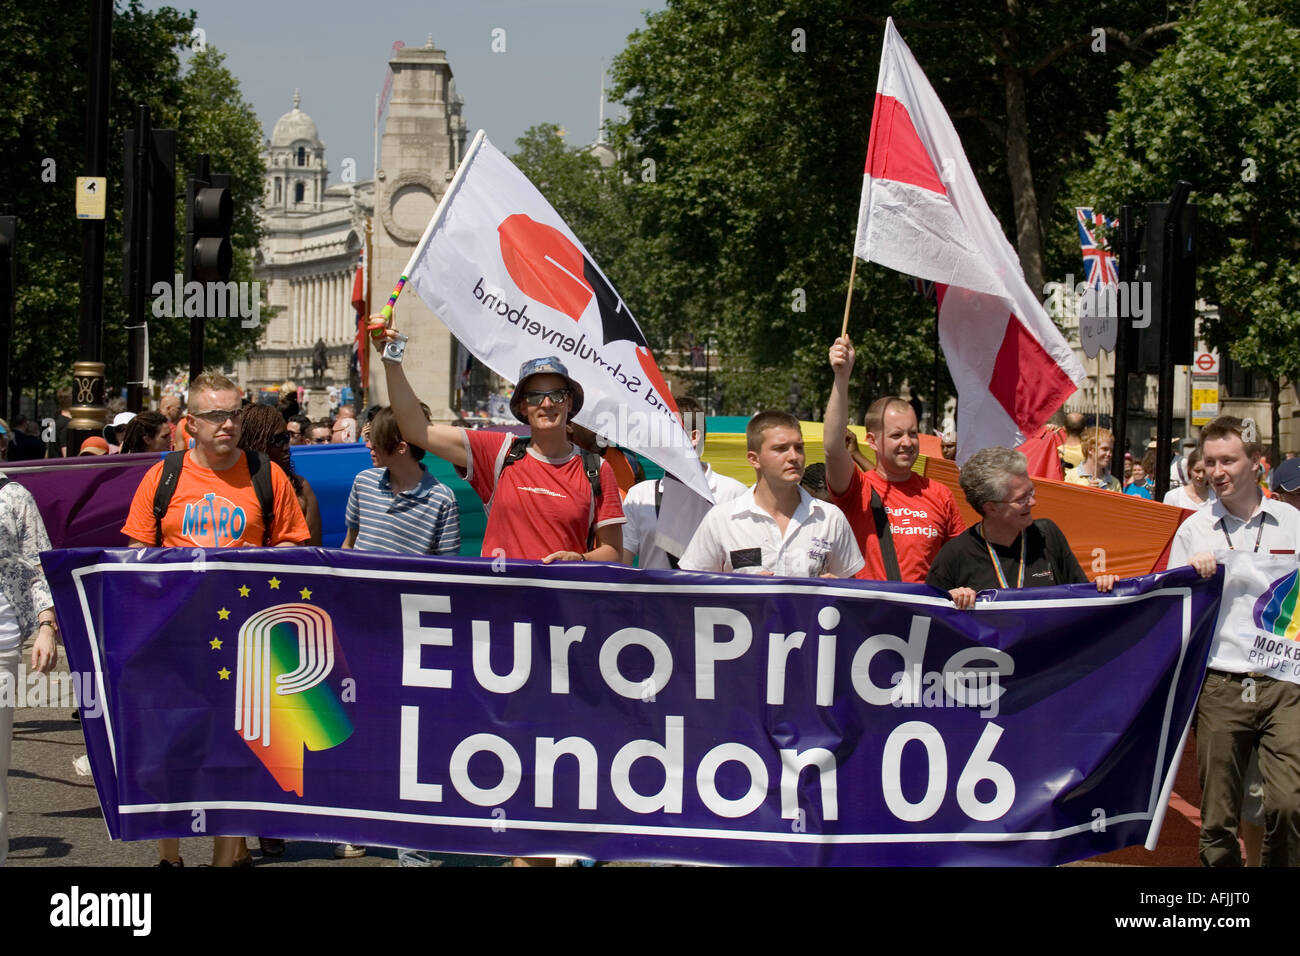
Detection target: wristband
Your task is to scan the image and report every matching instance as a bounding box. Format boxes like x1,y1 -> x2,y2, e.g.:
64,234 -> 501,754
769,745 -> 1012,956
579,553 -> 587,562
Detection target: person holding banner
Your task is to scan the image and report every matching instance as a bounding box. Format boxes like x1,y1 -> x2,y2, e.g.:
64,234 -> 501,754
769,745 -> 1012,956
926,447 -> 1117,609
824,336 -> 963,582
120,371 -> 311,868
1170,416 -> 1300,867
679,411 -> 863,577
372,326 -> 624,565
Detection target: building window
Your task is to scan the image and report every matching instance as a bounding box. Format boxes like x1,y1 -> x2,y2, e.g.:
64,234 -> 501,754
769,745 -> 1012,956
294,182 -> 304,203
274,179 -> 281,204
297,147 -> 306,166
1222,355 -> 1269,400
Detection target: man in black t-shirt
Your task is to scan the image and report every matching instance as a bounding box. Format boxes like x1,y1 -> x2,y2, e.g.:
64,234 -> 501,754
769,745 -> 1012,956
928,447 -> 1117,608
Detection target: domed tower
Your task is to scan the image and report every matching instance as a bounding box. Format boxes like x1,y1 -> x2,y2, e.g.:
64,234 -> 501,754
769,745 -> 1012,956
264,90 -> 328,211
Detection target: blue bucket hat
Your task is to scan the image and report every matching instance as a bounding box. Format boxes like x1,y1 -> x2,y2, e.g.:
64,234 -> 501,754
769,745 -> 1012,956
510,356 -> 585,423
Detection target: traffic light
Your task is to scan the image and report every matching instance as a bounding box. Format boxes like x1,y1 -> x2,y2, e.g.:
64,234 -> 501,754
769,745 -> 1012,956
185,171 -> 233,284
1129,201 -> 1197,372
122,127 -> 175,291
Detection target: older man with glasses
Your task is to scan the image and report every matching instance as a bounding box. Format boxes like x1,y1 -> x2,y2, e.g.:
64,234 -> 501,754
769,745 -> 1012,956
927,446 -> 1117,609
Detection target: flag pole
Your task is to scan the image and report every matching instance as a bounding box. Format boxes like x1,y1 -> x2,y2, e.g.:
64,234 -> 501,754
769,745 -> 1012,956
840,253 -> 858,338
369,128 -> 488,335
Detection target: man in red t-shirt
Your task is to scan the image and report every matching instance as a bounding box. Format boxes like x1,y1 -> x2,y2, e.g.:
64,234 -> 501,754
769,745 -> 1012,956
824,336 -> 964,583
373,325 -> 624,564
122,371 -> 310,869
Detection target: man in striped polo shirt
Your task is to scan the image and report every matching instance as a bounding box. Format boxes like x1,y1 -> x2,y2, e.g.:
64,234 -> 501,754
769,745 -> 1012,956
341,405 -> 459,864
343,406 -> 460,556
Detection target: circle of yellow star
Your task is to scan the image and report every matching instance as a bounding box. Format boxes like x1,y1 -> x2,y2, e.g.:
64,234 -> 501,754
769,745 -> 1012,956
217,607 -> 231,620
238,585 -> 250,598
217,668 -> 231,680
268,576 -> 281,590
209,637 -> 222,650
299,587 -> 313,600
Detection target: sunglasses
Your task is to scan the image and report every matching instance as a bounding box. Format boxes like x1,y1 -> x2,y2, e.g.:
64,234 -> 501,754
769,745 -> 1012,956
270,432 -> 292,448
521,388 -> 571,407
309,436 -> 331,444
191,408 -> 244,425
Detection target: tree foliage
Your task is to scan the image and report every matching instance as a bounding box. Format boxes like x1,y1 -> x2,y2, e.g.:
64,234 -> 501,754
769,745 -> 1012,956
0,0 -> 266,406
1072,0 -> 1300,411
603,0 -> 1181,419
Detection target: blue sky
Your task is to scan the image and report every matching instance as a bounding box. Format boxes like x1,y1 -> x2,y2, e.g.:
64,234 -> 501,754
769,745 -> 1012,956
147,0 -> 667,183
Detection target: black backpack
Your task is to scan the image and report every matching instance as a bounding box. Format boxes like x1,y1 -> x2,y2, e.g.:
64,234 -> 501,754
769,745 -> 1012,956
151,449 -> 275,546
497,437 -> 604,548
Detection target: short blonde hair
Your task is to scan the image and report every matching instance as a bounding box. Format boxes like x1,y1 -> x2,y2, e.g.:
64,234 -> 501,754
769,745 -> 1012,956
1081,426 -> 1114,458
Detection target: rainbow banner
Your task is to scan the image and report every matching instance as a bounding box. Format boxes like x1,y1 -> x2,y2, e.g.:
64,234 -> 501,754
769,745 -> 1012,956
45,547 -> 1223,866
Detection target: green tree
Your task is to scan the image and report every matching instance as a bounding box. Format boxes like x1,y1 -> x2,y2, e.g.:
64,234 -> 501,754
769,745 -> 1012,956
606,0 -> 1179,419
1073,0 -> 1300,458
0,1 -> 266,411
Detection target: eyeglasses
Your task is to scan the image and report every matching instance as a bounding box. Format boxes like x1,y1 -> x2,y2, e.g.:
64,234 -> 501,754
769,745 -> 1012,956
521,388 -> 571,407
270,432 -> 292,448
993,488 -> 1036,507
191,408 -> 243,425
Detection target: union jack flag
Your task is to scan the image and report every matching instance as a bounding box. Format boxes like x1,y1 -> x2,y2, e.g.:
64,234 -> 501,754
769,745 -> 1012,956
1076,207 -> 1119,289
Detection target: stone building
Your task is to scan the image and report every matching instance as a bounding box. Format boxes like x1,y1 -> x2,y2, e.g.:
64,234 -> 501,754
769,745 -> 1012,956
238,92 -> 374,393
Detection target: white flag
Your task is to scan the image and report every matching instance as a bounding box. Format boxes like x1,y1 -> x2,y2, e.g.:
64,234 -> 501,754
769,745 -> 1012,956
401,131 -> 711,501
856,19 -> 1084,462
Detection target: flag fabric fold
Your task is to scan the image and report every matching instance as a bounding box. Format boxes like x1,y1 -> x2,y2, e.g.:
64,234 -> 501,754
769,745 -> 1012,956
399,131 -> 711,502
856,19 -> 1084,462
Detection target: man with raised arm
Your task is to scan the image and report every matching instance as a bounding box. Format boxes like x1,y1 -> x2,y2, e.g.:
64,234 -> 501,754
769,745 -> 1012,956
372,324 -> 624,566
1171,416 -> 1300,867
824,336 -> 964,582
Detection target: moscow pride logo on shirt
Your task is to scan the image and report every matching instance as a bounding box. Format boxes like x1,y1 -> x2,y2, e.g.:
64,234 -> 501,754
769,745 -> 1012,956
181,492 -> 248,547
1254,567 -> 1300,641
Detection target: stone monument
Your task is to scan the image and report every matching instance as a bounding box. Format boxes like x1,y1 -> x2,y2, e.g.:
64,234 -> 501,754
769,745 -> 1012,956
368,35 -> 468,420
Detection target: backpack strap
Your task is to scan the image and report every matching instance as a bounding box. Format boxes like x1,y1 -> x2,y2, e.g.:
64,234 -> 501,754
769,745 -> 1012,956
869,486 -> 902,582
244,449 -> 276,546
152,451 -> 188,547
580,450 -> 603,550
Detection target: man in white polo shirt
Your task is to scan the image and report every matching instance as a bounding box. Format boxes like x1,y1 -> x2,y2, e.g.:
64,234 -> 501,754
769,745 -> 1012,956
1170,416 -> 1300,867
679,411 -> 863,578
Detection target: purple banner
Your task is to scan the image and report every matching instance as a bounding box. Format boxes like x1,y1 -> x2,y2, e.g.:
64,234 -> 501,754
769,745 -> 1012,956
42,547 -> 1221,866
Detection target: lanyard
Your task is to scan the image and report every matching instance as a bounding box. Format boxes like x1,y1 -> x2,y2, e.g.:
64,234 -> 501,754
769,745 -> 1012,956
1220,516 -> 1265,552
981,524 -> 1025,589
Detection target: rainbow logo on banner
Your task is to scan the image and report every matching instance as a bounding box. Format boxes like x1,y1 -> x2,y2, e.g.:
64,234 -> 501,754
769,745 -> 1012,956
1254,568 -> 1300,642
233,596 -> 354,795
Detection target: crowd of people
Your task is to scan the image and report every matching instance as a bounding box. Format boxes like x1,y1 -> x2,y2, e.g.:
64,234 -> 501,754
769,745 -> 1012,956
1,319 -> 1298,868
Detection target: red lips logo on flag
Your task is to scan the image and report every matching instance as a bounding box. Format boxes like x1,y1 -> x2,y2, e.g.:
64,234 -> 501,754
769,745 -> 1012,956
498,214 -> 649,350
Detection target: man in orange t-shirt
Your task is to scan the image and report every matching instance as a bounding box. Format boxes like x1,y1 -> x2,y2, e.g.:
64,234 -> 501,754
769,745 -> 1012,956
824,336 -> 965,583
121,371 -> 309,868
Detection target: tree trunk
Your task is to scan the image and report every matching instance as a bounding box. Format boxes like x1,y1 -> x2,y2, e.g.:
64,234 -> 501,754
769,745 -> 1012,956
1003,64 -> 1045,294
